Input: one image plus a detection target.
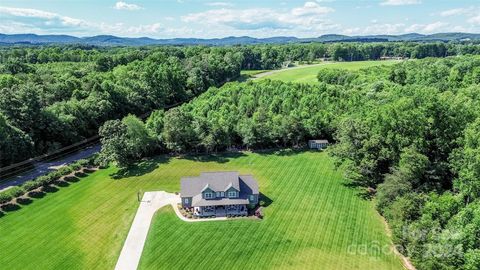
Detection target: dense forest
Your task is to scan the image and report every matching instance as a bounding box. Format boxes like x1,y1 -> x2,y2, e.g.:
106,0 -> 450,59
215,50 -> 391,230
98,55 -> 480,270
0,46 -> 242,167
2,41 -> 480,168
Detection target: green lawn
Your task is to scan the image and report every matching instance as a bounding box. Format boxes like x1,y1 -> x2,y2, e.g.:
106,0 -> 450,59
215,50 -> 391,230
258,60 -> 401,84
237,69 -> 271,82
140,151 -> 404,269
240,69 -> 270,76
0,151 -> 403,270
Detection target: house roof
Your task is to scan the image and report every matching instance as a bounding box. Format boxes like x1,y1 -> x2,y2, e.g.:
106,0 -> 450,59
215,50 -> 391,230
191,194 -> 249,207
180,171 -> 259,198
309,139 -> 329,144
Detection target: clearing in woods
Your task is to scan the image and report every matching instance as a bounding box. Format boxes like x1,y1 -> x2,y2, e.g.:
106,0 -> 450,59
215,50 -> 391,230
255,60 -> 401,83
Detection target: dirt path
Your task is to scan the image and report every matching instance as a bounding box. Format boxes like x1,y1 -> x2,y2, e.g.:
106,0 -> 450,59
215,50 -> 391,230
381,216 -> 416,270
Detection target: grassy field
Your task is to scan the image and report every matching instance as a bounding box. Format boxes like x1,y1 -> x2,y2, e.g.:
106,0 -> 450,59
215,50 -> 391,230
257,60 -> 401,84
241,69 -> 270,76
0,151 -> 403,270
139,151 -> 403,269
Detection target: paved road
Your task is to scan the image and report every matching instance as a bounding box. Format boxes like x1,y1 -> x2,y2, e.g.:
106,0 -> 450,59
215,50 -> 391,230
0,144 -> 101,192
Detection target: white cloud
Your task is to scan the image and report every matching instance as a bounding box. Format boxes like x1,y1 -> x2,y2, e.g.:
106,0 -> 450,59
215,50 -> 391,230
0,6 -> 86,26
0,6 -> 88,34
405,21 -> 448,33
182,2 -> 335,33
114,1 -> 142,11
206,2 -> 234,7
292,2 -> 334,16
99,22 -> 162,35
343,23 -> 405,35
380,0 -> 421,6
469,15 -> 480,25
440,7 -> 468,17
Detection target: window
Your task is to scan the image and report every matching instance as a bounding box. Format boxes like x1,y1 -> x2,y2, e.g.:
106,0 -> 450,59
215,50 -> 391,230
205,192 -> 213,199
228,191 -> 236,198
249,195 -> 255,201
216,192 -> 222,197
184,198 -> 189,204
221,192 -> 225,197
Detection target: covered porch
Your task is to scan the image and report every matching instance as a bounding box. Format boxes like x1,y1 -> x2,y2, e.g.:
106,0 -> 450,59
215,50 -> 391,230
193,204 -> 248,217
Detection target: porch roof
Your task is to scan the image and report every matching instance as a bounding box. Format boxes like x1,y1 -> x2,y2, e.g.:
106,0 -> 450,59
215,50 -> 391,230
192,195 -> 249,207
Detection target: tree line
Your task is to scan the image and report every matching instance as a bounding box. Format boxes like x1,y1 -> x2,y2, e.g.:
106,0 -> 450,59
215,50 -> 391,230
3,41 -> 480,168
3,42 -> 480,71
99,55 -> 480,269
0,47 -> 242,167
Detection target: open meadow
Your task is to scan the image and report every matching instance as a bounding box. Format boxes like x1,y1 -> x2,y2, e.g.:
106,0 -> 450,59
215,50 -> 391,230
257,60 -> 401,83
0,151 -> 403,270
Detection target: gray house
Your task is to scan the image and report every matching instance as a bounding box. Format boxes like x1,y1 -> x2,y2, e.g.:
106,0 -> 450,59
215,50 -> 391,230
180,171 -> 259,217
308,139 -> 329,150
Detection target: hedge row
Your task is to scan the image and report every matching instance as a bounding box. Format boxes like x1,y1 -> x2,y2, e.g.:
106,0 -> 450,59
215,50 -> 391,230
0,158 -> 95,205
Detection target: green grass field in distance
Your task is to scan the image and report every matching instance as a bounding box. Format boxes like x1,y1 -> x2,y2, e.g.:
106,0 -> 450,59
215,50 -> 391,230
0,151 -> 404,270
258,60 -> 401,84
240,69 -> 270,76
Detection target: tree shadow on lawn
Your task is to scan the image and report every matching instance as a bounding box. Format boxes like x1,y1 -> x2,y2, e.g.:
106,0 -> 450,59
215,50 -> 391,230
179,152 -> 247,164
64,176 -> 80,183
254,148 -> 309,157
342,180 -> 375,201
16,197 -> 33,205
54,180 -> 70,187
28,190 -> 46,199
111,156 -> 170,179
1,203 -> 20,212
74,171 -> 88,178
42,185 -> 59,193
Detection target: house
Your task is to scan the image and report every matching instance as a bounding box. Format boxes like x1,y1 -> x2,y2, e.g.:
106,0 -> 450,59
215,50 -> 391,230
180,171 -> 259,217
308,139 -> 329,150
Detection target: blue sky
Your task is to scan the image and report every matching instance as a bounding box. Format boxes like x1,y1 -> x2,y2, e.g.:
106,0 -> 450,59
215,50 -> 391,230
0,0 -> 479,38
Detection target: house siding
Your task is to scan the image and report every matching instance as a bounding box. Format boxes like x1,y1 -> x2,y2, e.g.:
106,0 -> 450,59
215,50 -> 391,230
202,187 -> 216,199
226,186 -> 238,198
182,197 -> 192,208
248,194 -> 259,205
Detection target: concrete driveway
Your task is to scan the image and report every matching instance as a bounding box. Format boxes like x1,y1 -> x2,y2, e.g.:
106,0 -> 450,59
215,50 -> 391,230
115,191 -> 179,270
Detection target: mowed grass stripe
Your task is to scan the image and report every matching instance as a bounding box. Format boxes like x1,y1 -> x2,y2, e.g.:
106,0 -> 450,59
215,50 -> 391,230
0,151 -> 404,270
139,151 -> 404,269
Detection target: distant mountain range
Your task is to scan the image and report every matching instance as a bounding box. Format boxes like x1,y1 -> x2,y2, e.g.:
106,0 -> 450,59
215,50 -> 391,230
1,32 -> 479,46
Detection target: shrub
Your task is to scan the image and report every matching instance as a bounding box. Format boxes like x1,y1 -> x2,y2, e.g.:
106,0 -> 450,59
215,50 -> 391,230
22,180 -> 41,191
0,192 -> 13,204
7,186 -> 25,198
70,163 -> 82,171
36,175 -> 52,186
57,166 -> 73,176
76,159 -> 90,167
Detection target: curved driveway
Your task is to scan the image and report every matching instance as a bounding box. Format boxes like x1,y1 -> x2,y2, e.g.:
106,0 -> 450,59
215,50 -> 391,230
115,191 -> 179,270
115,191 -> 229,270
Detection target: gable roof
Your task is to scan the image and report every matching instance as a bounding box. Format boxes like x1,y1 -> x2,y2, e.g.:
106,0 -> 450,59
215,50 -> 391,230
180,171 -> 258,197
309,139 -> 329,144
